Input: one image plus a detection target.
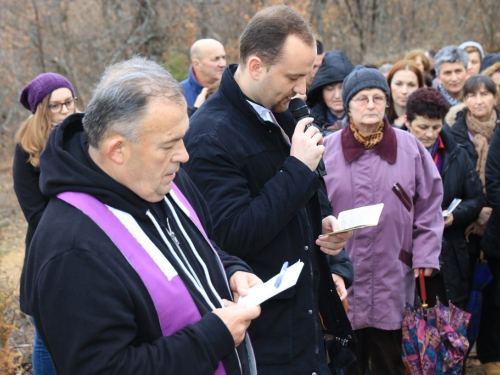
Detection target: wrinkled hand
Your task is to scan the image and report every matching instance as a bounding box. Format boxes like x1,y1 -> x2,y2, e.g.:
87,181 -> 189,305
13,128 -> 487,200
443,212 -> 454,228
193,87 -> 209,108
316,216 -> 353,256
477,207 -> 492,226
290,118 -> 324,172
466,220 -> 486,237
413,268 -> 434,278
332,273 -> 347,301
212,300 -> 261,347
229,271 -> 263,303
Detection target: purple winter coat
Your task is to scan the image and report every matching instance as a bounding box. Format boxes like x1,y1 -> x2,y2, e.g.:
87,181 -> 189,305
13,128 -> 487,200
323,120 -> 444,330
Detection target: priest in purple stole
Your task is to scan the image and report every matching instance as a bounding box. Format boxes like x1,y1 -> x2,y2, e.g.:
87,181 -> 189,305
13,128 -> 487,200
21,57 -> 261,375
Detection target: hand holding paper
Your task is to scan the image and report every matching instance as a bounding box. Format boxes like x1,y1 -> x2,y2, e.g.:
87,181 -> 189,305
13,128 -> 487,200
325,203 -> 384,236
229,271 -> 263,302
443,198 -> 461,218
317,215 -> 352,256
238,260 -> 304,307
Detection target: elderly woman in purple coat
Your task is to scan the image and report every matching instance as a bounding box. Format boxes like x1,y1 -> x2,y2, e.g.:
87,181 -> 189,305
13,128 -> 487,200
322,66 -> 444,375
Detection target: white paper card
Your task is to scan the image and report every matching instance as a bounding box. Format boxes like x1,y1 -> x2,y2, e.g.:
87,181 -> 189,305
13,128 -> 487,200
237,260 -> 304,307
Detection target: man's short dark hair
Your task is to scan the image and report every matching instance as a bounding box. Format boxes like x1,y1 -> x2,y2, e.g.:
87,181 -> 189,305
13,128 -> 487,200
406,87 -> 450,122
239,5 -> 315,67
316,40 -> 324,55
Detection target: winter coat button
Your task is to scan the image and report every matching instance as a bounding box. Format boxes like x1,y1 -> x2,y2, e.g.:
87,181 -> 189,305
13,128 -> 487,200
308,309 -> 313,314
304,245 -> 309,250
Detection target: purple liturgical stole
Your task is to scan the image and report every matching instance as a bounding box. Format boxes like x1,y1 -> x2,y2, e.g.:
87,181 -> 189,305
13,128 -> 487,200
57,184 -> 227,375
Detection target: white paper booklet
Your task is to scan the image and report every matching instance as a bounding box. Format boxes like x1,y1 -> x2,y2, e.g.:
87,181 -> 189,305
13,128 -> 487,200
326,203 -> 384,235
443,198 -> 462,217
237,260 -> 304,307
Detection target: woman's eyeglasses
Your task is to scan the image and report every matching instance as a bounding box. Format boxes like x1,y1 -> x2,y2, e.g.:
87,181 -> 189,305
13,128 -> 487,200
351,95 -> 387,106
48,97 -> 77,113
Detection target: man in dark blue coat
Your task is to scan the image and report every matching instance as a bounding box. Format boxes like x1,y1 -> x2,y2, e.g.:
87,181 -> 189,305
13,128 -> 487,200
181,39 -> 227,107
183,5 -> 355,375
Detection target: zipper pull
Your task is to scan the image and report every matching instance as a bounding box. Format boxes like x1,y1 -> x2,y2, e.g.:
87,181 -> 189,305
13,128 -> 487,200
166,218 -> 180,246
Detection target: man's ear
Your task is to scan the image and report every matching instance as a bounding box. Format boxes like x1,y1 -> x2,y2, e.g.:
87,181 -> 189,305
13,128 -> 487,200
106,135 -> 127,165
192,58 -> 200,71
247,56 -> 265,81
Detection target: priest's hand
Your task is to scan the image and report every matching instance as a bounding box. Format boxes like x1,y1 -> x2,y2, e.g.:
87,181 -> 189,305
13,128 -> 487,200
212,300 -> 261,347
229,271 -> 263,303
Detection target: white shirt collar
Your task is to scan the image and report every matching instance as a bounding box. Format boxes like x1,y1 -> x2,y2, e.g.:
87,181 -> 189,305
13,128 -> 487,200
246,100 -> 276,123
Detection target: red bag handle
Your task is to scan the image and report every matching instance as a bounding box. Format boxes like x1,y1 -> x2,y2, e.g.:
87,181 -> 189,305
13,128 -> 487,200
419,269 -> 428,308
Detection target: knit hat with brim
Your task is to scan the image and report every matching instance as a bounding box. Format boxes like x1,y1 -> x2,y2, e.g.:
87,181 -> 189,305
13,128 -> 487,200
342,65 -> 390,111
20,73 -> 75,113
459,41 -> 485,59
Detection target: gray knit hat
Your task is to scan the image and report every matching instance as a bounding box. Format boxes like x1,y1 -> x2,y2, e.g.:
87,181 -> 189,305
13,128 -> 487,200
342,65 -> 390,111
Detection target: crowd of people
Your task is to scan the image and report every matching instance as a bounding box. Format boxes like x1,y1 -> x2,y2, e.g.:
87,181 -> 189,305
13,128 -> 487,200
12,4 -> 500,375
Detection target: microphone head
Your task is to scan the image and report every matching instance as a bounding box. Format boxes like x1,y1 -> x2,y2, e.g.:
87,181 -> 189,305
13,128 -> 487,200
289,98 -> 310,120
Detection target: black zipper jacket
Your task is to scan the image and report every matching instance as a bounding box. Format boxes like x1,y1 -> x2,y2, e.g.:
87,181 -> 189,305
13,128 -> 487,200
183,64 -> 355,375
21,114 -> 254,374
439,128 -> 485,303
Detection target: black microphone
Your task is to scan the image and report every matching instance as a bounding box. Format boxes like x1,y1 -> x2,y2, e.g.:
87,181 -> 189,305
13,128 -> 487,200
289,98 -> 327,177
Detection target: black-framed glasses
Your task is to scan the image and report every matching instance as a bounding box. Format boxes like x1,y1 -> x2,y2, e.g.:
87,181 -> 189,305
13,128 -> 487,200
48,97 -> 77,113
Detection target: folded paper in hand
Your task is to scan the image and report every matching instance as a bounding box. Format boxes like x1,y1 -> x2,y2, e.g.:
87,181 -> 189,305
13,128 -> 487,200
443,198 -> 461,218
325,203 -> 384,235
237,260 -> 304,307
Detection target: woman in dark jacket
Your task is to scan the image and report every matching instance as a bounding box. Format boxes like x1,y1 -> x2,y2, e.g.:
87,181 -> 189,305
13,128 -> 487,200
446,76 -> 499,238
405,88 -> 485,306
14,73 -> 78,375
444,74 -> 500,375
307,50 -> 354,136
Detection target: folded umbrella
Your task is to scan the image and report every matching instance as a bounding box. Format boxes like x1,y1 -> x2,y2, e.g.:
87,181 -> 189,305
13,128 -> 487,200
402,270 -> 471,375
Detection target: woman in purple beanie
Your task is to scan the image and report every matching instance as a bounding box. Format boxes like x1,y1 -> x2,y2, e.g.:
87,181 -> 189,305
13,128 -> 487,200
13,72 -> 77,375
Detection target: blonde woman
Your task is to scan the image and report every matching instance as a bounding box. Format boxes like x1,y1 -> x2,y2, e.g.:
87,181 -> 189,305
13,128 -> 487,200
13,73 -> 77,375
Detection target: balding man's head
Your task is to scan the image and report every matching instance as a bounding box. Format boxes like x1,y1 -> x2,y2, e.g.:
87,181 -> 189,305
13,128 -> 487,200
190,39 -> 227,86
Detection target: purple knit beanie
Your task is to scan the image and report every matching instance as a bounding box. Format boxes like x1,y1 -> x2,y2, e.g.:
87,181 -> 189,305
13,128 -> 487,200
19,73 -> 75,113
